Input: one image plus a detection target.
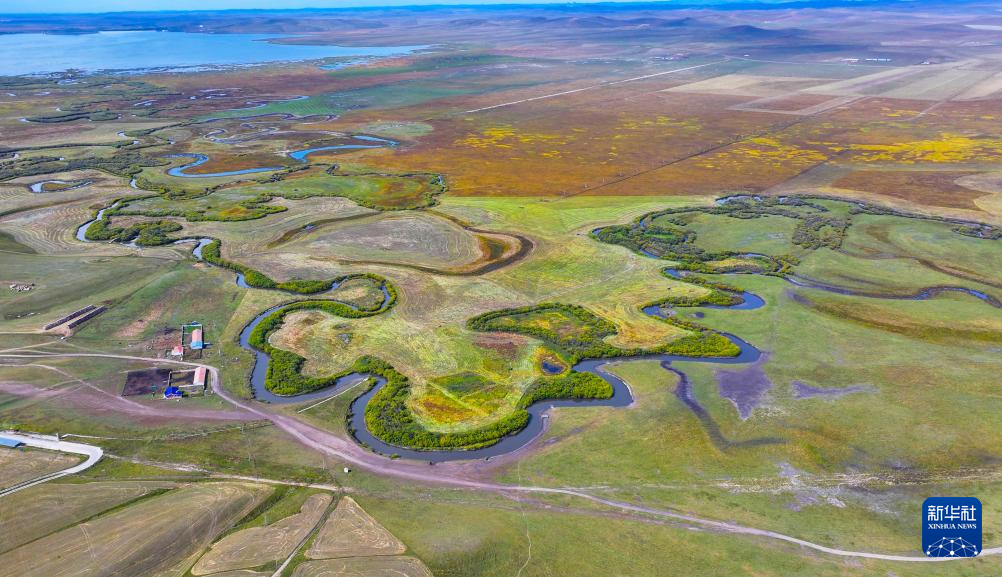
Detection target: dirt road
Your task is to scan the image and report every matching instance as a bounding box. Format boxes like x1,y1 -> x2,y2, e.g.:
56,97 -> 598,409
2,351 -> 996,563
0,431 -> 103,497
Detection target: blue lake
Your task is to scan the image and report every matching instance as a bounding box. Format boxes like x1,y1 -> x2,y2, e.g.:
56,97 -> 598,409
0,31 -> 424,76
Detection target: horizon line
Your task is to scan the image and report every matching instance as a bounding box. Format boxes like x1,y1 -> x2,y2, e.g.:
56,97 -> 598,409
0,0 -> 942,18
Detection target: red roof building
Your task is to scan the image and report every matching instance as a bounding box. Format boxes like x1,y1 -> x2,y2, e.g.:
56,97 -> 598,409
190,328 -> 204,350
193,366 -> 207,388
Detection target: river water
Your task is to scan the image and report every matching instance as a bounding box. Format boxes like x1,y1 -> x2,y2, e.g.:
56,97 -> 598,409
0,31 -> 423,76
165,135 -> 398,178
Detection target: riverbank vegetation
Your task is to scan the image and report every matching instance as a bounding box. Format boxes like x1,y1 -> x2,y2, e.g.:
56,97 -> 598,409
468,302 -> 739,360
75,165 -> 443,236
593,195 -> 996,283
84,216 -> 182,246
200,239 -> 399,296
0,150 -> 167,181
356,356 -> 612,451
244,279 -> 396,397
649,273 -> 744,308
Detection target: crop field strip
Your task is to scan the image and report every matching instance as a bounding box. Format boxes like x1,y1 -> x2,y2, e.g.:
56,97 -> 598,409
0,448 -> 81,491
192,492 -> 333,575
0,482 -> 273,577
0,477 -> 428,577
0,480 -> 178,554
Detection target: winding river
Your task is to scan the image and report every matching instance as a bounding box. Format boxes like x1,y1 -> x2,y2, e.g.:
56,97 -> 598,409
601,218 -> 1002,309
75,204 -> 999,461
75,200 -> 122,241
30,179 -> 92,193
166,135 -> 397,178
228,257 -> 768,461
135,224 -> 989,462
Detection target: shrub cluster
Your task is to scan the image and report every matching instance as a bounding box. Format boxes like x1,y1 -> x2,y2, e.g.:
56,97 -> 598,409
360,357 -> 530,450
656,330 -> 740,357
202,239 -> 400,299
25,109 -> 119,123
467,303 -> 620,361
792,214 -> 849,250
116,193 -> 288,222
955,225 -> 1002,240
469,301 -> 741,361
359,359 -> 612,451
649,290 -> 740,308
592,195 -> 850,271
0,151 -> 165,181
199,239 -> 336,293
85,215 -> 182,246
519,371 -> 612,407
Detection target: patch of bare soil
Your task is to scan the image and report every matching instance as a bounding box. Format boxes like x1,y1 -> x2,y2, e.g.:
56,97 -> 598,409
715,353 -> 773,420
122,368 -> 172,396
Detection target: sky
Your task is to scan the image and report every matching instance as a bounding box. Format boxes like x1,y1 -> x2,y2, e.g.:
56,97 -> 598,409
1,0 -> 721,14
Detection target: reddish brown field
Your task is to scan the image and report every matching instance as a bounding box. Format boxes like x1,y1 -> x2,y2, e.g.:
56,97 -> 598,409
833,170 -> 983,209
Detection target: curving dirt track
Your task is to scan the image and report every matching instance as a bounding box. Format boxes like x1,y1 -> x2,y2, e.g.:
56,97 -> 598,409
1,351 -> 998,564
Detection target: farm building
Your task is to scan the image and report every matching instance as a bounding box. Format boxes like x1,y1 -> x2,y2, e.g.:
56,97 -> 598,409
0,437 -> 25,448
190,328 -> 204,350
163,367 -> 208,396
170,345 -> 184,357
193,366 -> 207,389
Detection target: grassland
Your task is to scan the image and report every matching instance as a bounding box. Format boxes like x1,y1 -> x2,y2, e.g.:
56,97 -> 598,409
307,496 -> 406,559
288,212 -> 481,268
192,492 -> 332,575
293,557 -> 432,577
0,480 -> 176,553
241,195 -> 711,423
2,8 -> 1002,575
123,168 -> 443,219
250,191 -> 1000,556
0,447 -> 81,489
0,482 -> 271,577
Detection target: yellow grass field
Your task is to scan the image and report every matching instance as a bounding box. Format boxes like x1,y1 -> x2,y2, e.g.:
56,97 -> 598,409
0,482 -> 271,577
0,447 -> 80,490
307,497 -> 407,560
0,480 -> 177,553
192,493 -> 333,575
292,556 -> 433,577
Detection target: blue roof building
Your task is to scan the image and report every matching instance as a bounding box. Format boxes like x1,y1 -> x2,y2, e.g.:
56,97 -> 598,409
0,437 -> 25,448
163,386 -> 183,399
